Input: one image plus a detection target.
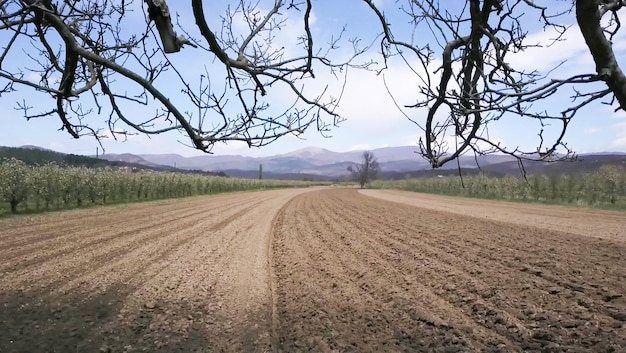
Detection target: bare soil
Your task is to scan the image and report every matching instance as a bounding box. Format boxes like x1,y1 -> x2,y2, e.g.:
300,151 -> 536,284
0,189 -> 312,352
361,189 -> 626,241
1,188 -> 625,352
272,189 -> 626,352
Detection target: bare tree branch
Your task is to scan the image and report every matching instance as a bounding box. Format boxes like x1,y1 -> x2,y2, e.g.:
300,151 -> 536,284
1,0 -> 362,153
362,0 -> 624,168
1,0 -> 623,165
576,0 -> 626,109
145,0 -> 194,53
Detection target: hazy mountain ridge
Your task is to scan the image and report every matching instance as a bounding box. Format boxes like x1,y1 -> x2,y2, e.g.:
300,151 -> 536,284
4,144 -> 623,180
117,146 -> 429,176
0,146 -> 226,176
129,146 -> 437,176
99,146 -> 626,178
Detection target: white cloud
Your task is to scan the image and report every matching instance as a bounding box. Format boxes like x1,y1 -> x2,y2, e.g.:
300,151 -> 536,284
611,121 -> 626,149
584,127 -> 602,134
332,54 -> 437,131
505,25 -> 590,73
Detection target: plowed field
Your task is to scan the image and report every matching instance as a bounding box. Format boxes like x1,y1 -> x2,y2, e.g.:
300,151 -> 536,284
1,188 -> 624,352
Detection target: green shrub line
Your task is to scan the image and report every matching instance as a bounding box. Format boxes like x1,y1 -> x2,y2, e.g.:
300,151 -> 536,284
0,158 -> 317,216
370,164 -> 626,210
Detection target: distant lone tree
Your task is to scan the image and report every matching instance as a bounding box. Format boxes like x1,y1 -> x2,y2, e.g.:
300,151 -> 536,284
348,151 -> 381,188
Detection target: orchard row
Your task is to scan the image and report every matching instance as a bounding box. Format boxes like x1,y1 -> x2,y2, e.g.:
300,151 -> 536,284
0,158 -> 312,214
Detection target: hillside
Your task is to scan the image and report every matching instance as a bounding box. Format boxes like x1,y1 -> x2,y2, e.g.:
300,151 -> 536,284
0,146 -> 111,167
482,154 -> 626,176
0,146 -> 226,176
103,147 -> 626,179
4,145 -> 625,180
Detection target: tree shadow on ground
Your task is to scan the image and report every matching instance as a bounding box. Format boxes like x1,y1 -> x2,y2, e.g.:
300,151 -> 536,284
0,286 -> 269,353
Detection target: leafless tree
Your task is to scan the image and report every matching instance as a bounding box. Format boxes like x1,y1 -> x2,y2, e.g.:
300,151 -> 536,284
1,1 -> 624,168
348,150 -> 381,188
0,0 -> 370,151
362,0 -> 626,168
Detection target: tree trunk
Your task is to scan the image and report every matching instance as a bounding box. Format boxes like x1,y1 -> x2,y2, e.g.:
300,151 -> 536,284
145,0 -> 191,53
10,199 -> 18,214
576,0 -> 626,110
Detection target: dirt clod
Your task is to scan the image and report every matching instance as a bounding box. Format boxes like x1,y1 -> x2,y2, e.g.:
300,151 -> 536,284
610,311 -> 626,321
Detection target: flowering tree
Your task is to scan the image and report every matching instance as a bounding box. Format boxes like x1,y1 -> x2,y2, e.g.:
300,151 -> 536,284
0,158 -> 30,213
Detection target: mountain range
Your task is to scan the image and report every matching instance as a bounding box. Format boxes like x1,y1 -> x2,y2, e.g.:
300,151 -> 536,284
2,144 -> 625,180
97,146 -> 626,180
99,146 -> 494,178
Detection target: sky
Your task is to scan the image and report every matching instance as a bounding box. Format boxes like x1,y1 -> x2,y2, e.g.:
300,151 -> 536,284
1,1 -> 626,158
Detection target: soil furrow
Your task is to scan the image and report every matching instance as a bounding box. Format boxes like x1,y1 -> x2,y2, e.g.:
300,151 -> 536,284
1,205 -> 215,272
314,195 -> 527,348
272,189 -> 626,352
0,196 -> 217,241
49,195 -> 272,294
0,189 -> 310,353
2,187 -> 624,353
0,196 -> 247,256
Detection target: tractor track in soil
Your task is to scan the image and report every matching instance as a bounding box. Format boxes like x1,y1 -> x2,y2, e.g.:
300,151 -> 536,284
0,187 -> 624,352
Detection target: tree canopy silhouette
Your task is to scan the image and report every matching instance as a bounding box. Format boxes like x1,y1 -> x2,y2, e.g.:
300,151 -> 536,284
1,1 -> 624,167
348,151 -> 380,188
